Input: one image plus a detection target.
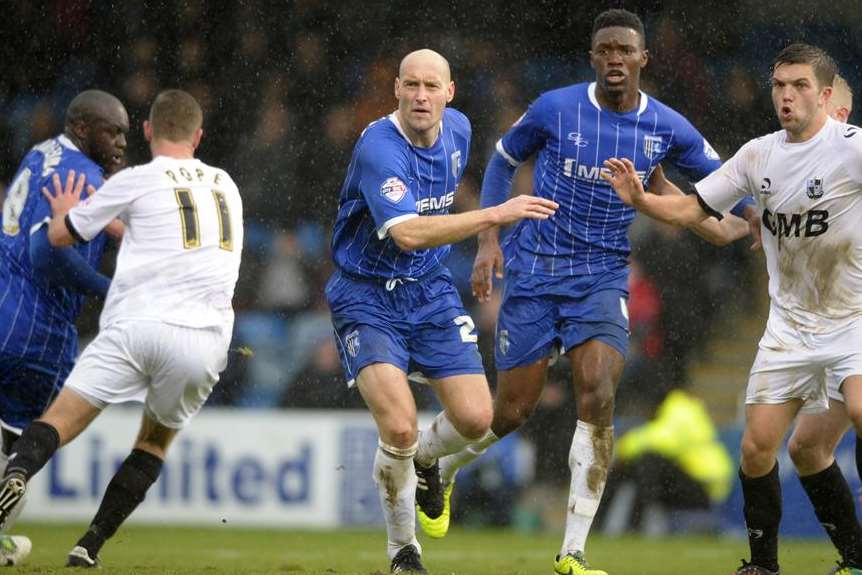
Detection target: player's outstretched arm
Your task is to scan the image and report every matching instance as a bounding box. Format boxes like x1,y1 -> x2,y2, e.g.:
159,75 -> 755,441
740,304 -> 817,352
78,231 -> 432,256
647,165 -> 748,246
388,195 -> 558,252
602,158 -> 708,228
41,170 -> 92,247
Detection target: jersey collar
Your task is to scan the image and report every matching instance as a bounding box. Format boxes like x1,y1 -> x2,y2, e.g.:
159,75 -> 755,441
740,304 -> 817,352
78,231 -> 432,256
588,82 -> 649,115
57,134 -> 81,152
388,111 -> 444,147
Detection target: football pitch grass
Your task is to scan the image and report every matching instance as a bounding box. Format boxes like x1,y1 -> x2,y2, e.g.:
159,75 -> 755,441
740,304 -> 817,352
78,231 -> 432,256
11,522 -> 838,574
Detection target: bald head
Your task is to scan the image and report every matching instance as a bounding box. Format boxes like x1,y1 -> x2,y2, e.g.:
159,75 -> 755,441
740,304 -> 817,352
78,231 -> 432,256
65,90 -> 126,129
398,49 -> 451,83
827,74 -> 853,123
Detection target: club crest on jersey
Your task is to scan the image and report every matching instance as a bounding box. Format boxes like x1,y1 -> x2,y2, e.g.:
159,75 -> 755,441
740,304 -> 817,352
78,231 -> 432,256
498,329 -> 510,355
451,150 -> 462,178
806,177 -> 824,199
643,135 -> 664,160
380,177 -> 407,203
345,330 -> 360,358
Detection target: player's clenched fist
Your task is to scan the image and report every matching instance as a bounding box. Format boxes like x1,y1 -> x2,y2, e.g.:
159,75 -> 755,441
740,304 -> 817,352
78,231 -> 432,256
494,194 -> 558,225
601,158 -> 645,207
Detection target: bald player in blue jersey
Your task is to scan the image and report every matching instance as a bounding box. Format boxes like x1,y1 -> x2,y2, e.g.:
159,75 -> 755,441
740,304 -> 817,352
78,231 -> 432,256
0,90 -> 128,539
423,10 -> 756,575
326,49 -> 557,574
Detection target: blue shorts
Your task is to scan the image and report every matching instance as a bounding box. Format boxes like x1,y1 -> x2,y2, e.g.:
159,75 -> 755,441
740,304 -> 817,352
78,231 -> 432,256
325,268 -> 485,386
0,354 -> 69,432
495,268 -> 630,371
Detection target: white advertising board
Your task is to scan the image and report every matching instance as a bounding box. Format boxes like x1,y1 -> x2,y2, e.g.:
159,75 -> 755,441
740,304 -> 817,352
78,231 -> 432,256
24,407 -> 386,527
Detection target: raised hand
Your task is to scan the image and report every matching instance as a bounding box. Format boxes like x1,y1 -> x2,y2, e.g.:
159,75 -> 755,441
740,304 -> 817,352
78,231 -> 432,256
41,170 -> 95,216
601,158 -> 645,206
494,194 -> 558,225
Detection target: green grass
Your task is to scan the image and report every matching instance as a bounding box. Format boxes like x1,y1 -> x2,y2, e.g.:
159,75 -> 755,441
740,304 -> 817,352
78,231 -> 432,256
9,522 -> 839,574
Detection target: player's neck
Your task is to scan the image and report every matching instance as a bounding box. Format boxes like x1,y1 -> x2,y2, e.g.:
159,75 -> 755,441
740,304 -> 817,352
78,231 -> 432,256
63,129 -> 87,154
150,139 -> 196,159
785,112 -> 828,144
595,86 -> 640,113
396,111 -> 440,148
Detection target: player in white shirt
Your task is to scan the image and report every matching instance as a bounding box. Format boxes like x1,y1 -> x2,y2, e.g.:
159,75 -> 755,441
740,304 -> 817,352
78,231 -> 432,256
601,45 -> 862,575
0,90 -> 242,568
783,73 -> 862,570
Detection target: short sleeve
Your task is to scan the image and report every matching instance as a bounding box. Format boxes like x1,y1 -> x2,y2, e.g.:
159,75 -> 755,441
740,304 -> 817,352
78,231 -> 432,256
665,116 -> 722,181
498,96 -> 551,167
67,167 -> 135,242
357,135 -> 418,239
693,139 -> 758,216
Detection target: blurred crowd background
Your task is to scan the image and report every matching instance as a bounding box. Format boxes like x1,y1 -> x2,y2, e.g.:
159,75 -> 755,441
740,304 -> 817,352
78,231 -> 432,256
2,0 -> 860,531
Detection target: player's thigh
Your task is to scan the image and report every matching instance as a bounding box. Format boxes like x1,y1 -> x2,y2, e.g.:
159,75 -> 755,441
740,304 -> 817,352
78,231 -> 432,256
741,401 -> 802,475
63,324 -> 149,410
493,358 -> 551,427
0,356 -> 67,433
566,338 -> 625,390
428,373 -> 492,438
842,376 -> 862,429
790,398 -> 849,471
144,323 -> 229,430
826,352 -> 862,427
356,362 -> 417,447
40,387 -> 103,446
134,411 -> 180,459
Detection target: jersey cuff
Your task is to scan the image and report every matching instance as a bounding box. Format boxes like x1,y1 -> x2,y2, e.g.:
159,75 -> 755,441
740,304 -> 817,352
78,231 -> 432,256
378,213 -> 418,240
65,213 -> 89,244
690,184 -> 724,221
495,140 -> 522,168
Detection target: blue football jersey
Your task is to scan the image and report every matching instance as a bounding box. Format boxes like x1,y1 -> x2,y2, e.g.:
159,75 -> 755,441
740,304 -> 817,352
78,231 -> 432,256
330,108 -> 471,279
0,135 -> 108,367
498,82 -> 722,276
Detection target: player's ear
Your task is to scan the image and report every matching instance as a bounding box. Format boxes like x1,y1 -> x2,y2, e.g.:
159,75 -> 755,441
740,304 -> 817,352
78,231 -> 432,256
192,128 -> 203,150
446,81 -> 455,103
143,120 -> 153,143
640,48 -> 649,68
819,85 -> 833,107
72,119 -> 88,141
394,77 -> 401,99
589,50 -> 597,70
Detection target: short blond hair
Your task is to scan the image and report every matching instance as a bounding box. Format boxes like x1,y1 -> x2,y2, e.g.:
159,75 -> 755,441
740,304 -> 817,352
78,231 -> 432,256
149,90 -> 202,142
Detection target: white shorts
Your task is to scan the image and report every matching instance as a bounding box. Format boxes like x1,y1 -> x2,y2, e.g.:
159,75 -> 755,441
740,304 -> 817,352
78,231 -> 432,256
747,314 -> 862,413
66,320 -> 229,429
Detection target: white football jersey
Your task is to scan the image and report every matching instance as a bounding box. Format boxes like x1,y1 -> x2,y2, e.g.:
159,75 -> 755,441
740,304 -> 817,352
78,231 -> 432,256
68,156 -> 243,336
696,117 -> 862,334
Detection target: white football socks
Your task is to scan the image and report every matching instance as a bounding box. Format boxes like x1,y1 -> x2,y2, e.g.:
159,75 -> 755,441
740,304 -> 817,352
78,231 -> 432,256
438,429 -> 499,485
373,441 -> 421,560
560,420 -> 614,557
415,411 -> 474,469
